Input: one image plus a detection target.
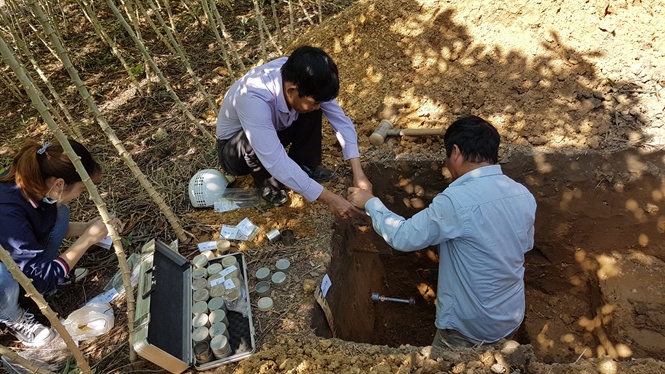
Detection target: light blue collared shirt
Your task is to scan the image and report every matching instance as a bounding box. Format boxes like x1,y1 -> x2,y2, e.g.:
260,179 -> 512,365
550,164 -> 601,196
216,57 -> 360,201
365,165 -> 536,342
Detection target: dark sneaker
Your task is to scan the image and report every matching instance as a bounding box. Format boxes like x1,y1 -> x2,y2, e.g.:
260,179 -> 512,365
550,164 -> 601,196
300,164 -> 336,182
5,310 -> 55,347
261,187 -> 288,206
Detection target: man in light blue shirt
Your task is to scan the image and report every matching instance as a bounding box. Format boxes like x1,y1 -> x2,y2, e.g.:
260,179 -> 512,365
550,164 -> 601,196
347,116 -> 536,348
216,46 -> 371,218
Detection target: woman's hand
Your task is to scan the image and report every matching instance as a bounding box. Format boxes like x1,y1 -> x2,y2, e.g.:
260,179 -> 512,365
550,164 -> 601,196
82,219 -> 111,243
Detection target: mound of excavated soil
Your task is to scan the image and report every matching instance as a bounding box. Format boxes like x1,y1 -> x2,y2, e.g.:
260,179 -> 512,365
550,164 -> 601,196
298,0 -> 664,156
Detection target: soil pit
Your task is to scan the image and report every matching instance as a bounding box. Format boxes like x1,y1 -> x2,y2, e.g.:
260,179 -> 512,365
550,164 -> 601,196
312,150 -> 665,364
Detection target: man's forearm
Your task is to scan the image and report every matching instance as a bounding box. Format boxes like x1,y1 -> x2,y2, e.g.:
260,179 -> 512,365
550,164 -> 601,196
349,157 -> 364,177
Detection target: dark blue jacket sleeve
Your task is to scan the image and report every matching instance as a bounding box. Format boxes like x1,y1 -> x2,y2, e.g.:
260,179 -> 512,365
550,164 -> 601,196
0,204 -> 69,294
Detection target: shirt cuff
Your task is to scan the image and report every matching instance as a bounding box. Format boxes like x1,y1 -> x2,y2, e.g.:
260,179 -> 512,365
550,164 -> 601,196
54,257 -> 70,276
365,197 -> 386,215
301,181 -> 325,202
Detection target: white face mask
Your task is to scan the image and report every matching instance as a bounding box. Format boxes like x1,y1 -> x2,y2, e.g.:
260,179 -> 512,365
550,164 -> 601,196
42,183 -> 63,205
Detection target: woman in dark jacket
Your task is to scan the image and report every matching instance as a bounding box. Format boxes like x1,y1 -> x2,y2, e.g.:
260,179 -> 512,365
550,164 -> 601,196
0,139 -> 121,347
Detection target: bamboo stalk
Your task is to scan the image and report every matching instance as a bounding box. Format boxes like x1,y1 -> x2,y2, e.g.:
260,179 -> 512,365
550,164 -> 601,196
131,0 -> 178,56
0,7 -> 84,140
108,0 -> 216,143
287,0 -> 295,40
0,68 -> 25,101
118,0 -> 152,84
317,0 -> 323,23
251,0 -> 282,55
159,0 -> 177,34
199,0 -> 235,77
219,0 -> 232,11
208,0 -> 245,70
77,0 -> 144,95
269,0 -> 283,42
0,242 -> 90,372
297,0 -> 314,25
252,0 -> 267,60
0,344 -> 55,374
5,0 -> 60,63
259,5 -> 282,55
146,0 -> 218,115
180,0 -> 201,29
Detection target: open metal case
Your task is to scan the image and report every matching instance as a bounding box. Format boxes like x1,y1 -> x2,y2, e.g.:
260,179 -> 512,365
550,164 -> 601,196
132,240 -> 256,373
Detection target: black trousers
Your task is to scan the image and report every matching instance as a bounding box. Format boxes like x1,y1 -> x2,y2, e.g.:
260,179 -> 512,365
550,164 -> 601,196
216,110 -> 323,189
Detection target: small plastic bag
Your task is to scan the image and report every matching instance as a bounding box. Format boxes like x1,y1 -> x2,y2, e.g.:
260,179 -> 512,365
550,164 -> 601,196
62,302 -> 114,342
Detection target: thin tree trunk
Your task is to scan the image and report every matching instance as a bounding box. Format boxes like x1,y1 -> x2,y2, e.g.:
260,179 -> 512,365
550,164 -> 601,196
219,0 -> 232,11
77,0 -> 143,95
0,344 -> 54,374
108,0 -> 216,143
208,0 -> 245,70
146,0 -> 218,115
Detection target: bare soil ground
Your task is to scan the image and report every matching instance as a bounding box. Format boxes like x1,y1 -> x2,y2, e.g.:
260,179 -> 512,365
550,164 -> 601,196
1,0 -> 665,373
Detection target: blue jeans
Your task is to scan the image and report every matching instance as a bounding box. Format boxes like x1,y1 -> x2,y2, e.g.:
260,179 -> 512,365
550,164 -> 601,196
0,205 -> 70,324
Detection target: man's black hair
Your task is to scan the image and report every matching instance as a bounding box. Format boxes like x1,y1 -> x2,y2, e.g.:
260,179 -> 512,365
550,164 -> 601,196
281,46 -> 340,102
444,115 -> 500,164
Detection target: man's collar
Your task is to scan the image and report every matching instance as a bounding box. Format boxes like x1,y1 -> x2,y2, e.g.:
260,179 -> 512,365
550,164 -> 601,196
449,164 -> 503,187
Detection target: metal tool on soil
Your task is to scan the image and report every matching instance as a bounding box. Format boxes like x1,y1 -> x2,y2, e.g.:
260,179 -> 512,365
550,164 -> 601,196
371,292 -> 416,306
369,120 -> 445,146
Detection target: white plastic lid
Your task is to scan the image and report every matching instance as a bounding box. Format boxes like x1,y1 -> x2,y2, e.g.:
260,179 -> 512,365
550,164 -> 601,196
271,271 -> 286,286
221,255 -> 238,268
192,326 -> 209,343
192,301 -> 208,315
209,309 -> 227,324
207,263 -> 223,276
255,267 -> 271,280
257,297 -> 274,312
192,313 -> 209,328
207,297 -> 225,311
276,258 -> 291,271
193,289 -> 210,302
209,322 -> 228,338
